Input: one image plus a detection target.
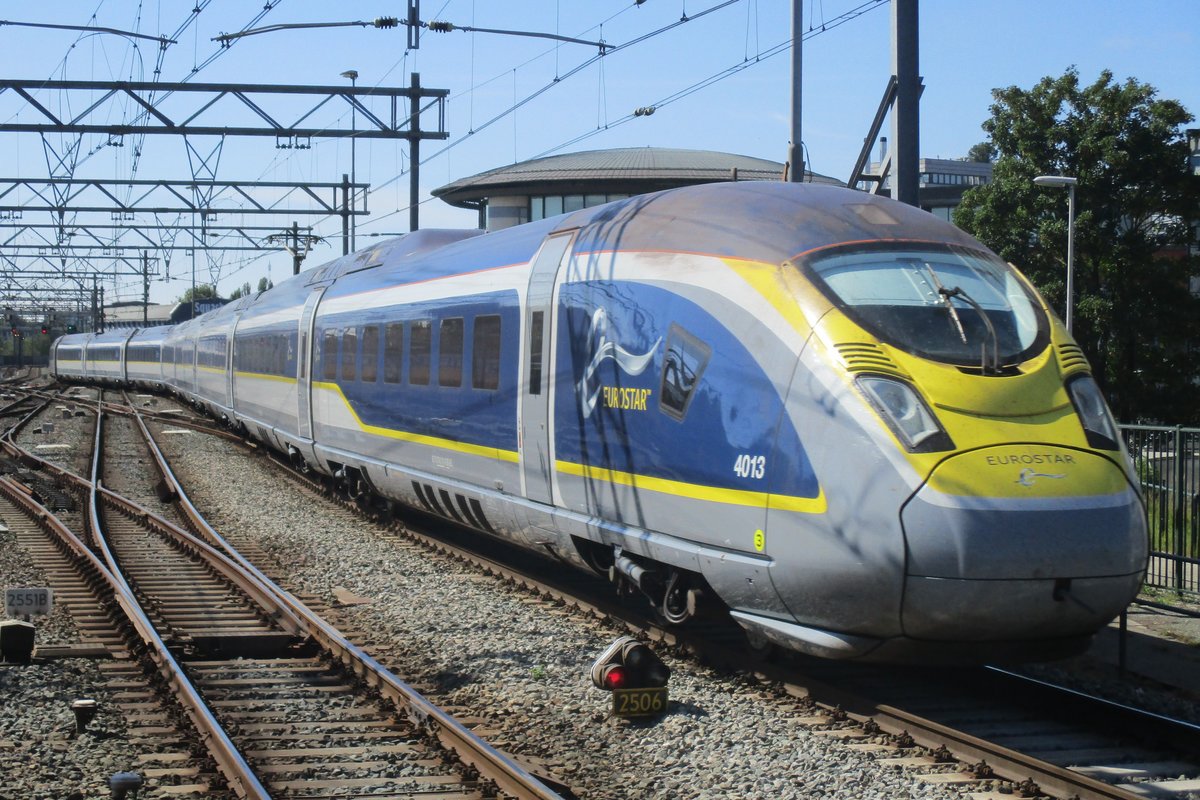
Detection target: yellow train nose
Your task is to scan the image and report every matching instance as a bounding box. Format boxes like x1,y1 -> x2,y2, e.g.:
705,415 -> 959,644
899,445 -> 1147,642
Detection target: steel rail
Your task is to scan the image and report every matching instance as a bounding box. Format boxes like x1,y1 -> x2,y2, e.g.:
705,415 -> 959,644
88,400 -> 273,800
125,399 -> 565,800
269,468 -> 1175,800
0,404 -> 270,798
86,385 -> 1199,800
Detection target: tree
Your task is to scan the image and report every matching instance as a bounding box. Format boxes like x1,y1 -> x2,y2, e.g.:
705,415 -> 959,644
955,68 -> 1200,423
257,276 -> 274,293
179,284 -> 220,303
229,281 -> 252,300
966,141 -> 995,163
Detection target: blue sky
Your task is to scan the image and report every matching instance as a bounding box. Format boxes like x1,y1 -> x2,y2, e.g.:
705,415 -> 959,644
1,1 -> 1196,303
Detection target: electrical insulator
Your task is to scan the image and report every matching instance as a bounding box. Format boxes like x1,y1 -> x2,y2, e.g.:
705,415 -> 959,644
374,17 -> 398,28
428,20 -> 455,32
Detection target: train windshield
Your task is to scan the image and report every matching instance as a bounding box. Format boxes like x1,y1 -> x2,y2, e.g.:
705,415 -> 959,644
803,244 -> 1048,367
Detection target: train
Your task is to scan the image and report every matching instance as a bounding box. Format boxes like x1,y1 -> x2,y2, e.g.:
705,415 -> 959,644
50,181 -> 1148,663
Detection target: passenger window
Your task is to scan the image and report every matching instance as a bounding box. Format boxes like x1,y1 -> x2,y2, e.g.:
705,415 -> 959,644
341,328 -> 358,381
528,311 -> 544,395
472,315 -> 501,390
384,322 -> 403,384
439,318 -> 464,387
410,320 -> 431,385
322,331 -> 338,380
361,325 -> 379,383
659,325 -> 711,421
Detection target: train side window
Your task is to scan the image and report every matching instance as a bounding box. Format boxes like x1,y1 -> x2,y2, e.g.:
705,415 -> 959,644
322,331 -> 338,381
361,325 -> 379,383
341,328 -> 358,381
439,318 -> 464,387
384,322 -> 403,384
410,320 -> 431,385
472,315 -> 501,390
528,311 -> 544,395
659,324 -> 711,421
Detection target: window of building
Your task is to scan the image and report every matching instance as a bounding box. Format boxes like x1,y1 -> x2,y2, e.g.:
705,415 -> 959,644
361,325 -> 379,383
472,315 -> 501,390
384,322 -> 403,383
410,320 -> 431,385
529,193 -> 631,222
439,317 -> 464,387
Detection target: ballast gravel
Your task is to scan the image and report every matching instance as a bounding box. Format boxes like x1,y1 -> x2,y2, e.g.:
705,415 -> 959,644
150,429 -> 974,800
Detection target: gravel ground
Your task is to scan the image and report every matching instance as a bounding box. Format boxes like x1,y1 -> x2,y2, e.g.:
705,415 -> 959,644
154,429 -> 976,800
0,505 -> 217,799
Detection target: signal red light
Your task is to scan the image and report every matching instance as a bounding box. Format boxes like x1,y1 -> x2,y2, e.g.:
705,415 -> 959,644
601,665 -> 626,690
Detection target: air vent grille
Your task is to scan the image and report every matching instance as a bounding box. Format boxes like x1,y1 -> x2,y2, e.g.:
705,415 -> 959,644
1057,343 -> 1090,374
834,342 -> 908,378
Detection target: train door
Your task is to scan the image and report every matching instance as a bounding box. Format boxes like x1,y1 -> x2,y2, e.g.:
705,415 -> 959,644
224,328 -> 236,410
120,329 -> 135,384
521,231 -> 576,504
296,287 -> 326,443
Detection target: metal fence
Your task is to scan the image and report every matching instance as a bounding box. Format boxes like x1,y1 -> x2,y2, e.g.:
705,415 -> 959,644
1120,424 -> 1200,597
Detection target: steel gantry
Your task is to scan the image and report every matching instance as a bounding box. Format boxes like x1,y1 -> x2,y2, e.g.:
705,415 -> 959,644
0,76 -> 448,325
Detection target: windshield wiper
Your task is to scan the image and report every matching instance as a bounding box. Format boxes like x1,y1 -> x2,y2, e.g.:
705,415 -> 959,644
938,286 -> 1000,374
923,265 -> 968,345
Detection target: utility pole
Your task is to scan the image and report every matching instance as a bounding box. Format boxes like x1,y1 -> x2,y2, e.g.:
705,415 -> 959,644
142,250 -> 150,325
787,0 -> 804,182
268,221 -> 322,275
341,69 -> 359,252
410,72 -> 422,232
890,0 -> 920,206
341,174 -> 351,255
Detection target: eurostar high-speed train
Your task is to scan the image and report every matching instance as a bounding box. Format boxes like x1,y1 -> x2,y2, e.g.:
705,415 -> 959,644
52,181 -> 1148,662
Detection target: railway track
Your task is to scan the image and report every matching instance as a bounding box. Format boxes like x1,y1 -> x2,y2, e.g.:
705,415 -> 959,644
18,383 -> 1200,799
112,389 -> 1200,800
1,390 -> 565,799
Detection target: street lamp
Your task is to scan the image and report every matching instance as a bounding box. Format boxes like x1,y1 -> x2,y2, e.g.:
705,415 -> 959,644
1033,175 -> 1078,334
341,69 -> 359,252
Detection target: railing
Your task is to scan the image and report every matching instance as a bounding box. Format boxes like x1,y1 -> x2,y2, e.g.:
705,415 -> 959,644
1119,424 -> 1200,598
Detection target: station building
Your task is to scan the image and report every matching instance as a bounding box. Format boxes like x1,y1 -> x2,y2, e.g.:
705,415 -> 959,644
865,156 -> 994,222
432,147 -> 844,231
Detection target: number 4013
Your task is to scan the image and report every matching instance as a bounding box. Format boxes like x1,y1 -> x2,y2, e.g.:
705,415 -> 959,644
733,454 -> 765,480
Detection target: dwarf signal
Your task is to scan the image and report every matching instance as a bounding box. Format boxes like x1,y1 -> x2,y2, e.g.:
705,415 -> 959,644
590,636 -> 670,717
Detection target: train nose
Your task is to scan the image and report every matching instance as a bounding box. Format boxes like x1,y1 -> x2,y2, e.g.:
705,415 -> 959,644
900,445 -> 1147,644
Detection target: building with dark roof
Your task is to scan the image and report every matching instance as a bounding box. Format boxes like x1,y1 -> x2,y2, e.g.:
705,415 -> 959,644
433,147 -> 843,230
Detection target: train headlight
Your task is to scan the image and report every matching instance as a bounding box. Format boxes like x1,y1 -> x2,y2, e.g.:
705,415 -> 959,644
1067,375 -> 1120,450
857,375 -> 953,453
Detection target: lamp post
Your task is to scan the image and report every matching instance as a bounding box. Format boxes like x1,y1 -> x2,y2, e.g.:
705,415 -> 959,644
1033,175 -> 1078,334
341,69 -> 358,253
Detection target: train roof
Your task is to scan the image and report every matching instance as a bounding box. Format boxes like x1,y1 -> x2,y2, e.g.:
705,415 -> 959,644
86,329 -> 136,346
128,325 -> 172,344
560,181 -> 984,265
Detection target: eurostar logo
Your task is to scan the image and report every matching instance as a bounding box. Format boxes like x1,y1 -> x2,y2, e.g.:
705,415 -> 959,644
577,307 -> 659,419
1015,468 -> 1066,487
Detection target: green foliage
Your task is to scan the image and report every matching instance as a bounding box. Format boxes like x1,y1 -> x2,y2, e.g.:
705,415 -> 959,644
178,284 -> 220,303
966,141 -> 995,163
954,68 -> 1200,423
229,281 -> 253,300
256,277 -> 274,292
